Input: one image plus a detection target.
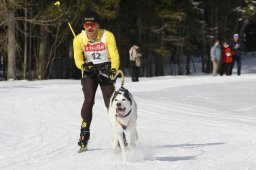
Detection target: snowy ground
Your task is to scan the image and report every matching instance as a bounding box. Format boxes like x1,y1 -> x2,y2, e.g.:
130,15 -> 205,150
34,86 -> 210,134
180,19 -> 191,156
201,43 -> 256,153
1,56 -> 256,170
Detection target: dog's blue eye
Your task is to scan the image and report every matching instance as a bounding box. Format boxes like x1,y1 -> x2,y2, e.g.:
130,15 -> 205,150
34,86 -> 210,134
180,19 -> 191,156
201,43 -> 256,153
122,99 -> 126,101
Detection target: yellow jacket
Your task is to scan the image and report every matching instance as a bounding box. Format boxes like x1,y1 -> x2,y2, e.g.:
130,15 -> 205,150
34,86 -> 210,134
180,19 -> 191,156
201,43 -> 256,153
73,29 -> 120,70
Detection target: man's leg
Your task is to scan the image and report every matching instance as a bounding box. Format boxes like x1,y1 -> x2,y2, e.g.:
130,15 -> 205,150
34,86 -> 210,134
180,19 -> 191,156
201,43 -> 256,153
130,61 -> 136,82
134,66 -> 139,81
132,65 -> 137,82
78,78 -> 98,149
231,56 -> 236,70
81,78 -> 98,128
237,56 -> 242,75
220,63 -> 225,76
100,81 -> 115,109
212,60 -> 217,76
216,61 -> 220,74
232,56 -> 240,75
226,63 -> 232,76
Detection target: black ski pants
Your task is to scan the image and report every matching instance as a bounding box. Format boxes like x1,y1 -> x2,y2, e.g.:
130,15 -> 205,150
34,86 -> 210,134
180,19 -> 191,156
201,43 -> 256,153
220,63 -> 232,76
81,77 -> 114,130
232,55 -> 242,75
130,61 -> 140,82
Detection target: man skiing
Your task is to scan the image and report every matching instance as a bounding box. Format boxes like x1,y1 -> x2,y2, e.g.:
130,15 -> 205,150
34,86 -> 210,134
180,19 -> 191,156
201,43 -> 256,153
73,10 -> 120,152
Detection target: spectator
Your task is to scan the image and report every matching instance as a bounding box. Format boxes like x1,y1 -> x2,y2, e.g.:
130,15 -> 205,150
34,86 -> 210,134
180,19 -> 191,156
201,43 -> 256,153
230,33 -> 244,75
220,41 -> 235,76
210,39 -> 221,76
129,44 -> 142,82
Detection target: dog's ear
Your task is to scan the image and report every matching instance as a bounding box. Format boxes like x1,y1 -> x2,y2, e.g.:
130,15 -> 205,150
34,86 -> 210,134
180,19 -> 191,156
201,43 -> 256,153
124,89 -> 132,105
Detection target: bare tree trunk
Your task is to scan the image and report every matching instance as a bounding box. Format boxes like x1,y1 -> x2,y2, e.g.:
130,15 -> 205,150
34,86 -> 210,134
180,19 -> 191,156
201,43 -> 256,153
23,0 -> 28,79
148,48 -> 153,77
201,7 -> 208,73
67,41 -> 74,78
186,54 -> 191,74
37,26 -> 47,79
7,10 -> 16,80
215,6 -> 219,38
160,26 -> 164,76
28,16 -> 32,80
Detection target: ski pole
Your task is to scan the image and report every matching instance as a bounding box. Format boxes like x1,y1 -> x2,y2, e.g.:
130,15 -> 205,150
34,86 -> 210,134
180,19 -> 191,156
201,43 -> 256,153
54,1 -> 76,38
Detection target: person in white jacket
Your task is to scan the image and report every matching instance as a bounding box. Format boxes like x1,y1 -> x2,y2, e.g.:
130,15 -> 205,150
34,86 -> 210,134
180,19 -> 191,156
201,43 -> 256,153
129,44 -> 142,82
210,40 -> 221,76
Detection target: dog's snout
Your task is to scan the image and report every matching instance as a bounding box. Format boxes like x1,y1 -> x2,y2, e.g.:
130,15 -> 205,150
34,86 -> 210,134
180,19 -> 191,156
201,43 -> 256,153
116,103 -> 121,107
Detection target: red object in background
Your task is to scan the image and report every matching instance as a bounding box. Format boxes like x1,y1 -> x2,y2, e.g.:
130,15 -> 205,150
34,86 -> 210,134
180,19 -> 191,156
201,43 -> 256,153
222,47 -> 235,63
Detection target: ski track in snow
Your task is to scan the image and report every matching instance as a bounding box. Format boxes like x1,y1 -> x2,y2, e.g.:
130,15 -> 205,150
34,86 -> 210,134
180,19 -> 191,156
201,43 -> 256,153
0,75 -> 256,170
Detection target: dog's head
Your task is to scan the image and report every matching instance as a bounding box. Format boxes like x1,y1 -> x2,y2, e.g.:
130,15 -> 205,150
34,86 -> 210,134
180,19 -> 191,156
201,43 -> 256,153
111,87 -> 132,117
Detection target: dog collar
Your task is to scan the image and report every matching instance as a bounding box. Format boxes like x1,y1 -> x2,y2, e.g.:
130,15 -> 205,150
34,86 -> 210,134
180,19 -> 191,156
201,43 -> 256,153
115,109 -> 132,118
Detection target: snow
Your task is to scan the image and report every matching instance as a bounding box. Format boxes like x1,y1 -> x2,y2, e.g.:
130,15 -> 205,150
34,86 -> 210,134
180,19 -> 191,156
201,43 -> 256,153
1,55 -> 256,170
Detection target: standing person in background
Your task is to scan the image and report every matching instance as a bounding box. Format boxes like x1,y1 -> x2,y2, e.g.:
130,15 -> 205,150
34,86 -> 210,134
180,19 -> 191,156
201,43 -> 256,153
220,41 -> 235,76
73,10 -> 120,152
129,44 -> 142,82
210,39 -> 221,76
230,33 -> 243,75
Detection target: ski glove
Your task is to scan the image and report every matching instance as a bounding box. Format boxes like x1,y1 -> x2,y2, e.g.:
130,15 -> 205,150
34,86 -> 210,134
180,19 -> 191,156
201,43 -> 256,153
109,68 -> 117,79
82,62 -> 97,77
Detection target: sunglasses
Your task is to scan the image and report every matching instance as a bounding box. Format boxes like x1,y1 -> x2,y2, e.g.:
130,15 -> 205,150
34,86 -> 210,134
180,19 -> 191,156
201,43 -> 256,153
84,23 -> 97,29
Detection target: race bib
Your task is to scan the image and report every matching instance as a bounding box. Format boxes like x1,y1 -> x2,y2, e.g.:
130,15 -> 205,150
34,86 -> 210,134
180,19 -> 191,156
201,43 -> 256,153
82,30 -> 110,64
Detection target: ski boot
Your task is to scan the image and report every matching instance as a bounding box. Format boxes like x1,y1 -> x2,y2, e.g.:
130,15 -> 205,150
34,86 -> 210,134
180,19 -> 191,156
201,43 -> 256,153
77,128 -> 90,153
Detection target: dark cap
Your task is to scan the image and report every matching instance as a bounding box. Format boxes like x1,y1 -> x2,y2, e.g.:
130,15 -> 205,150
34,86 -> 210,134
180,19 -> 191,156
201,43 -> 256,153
84,10 -> 100,23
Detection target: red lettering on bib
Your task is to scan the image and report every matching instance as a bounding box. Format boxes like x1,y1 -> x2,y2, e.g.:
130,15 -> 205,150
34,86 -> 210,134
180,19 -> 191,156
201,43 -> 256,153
84,42 -> 106,52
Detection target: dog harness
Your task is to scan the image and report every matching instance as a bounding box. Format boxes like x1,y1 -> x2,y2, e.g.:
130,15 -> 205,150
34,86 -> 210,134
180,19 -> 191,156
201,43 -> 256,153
121,109 -> 132,118
82,30 -> 110,65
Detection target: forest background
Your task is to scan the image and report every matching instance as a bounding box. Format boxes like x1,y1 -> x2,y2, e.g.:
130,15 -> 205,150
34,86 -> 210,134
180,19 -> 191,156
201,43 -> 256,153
0,0 -> 256,80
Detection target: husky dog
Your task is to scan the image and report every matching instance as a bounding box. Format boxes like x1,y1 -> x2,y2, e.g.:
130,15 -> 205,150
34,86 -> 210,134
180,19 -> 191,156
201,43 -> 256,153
108,87 -> 138,161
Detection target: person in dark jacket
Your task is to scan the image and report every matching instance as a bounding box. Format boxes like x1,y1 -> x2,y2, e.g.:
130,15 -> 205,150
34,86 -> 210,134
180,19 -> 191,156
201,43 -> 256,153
220,41 -> 235,76
230,33 -> 243,75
